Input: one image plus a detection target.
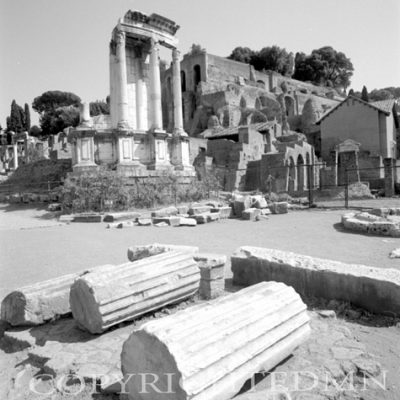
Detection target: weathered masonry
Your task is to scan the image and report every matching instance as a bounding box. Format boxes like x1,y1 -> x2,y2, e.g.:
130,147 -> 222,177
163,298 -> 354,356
69,10 -> 193,176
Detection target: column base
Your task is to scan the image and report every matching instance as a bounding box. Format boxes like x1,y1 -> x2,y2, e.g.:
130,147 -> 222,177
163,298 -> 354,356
72,163 -> 99,174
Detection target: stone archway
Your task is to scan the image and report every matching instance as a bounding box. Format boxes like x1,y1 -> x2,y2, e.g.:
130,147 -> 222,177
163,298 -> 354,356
193,65 -> 201,91
297,154 -> 305,192
284,96 -> 295,117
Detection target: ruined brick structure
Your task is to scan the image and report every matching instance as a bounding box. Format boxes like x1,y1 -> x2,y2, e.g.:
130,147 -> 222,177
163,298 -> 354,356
162,51 -> 330,191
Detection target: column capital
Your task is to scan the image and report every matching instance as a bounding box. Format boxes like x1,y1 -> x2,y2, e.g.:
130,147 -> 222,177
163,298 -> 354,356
115,30 -> 126,45
172,48 -> 181,61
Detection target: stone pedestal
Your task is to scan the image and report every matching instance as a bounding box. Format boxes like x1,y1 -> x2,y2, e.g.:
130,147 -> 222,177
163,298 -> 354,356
121,281 -> 310,400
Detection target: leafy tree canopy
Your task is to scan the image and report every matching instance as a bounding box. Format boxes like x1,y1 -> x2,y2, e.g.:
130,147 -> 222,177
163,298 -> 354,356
29,125 -> 43,138
361,86 -> 369,102
185,44 -> 206,57
32,91 -> 81,114
293,46 -> 354,90
228,45 -> 294,77
90,100 -> 110,116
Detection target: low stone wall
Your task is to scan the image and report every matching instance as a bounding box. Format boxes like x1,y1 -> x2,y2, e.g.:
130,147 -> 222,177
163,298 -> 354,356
342,211 -> 400,237
231,246 -> 400,315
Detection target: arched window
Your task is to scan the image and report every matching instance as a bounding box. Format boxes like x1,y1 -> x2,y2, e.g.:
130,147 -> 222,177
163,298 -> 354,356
193,65 -> 201,91
181,70 -> 186,92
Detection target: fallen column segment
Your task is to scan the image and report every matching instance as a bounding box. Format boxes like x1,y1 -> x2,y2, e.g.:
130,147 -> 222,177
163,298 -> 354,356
121,281 -> 310,400
232,246 -> 400,315
127,243 -> 199,262
1,273 -> 79,326
70,251 -> 200,334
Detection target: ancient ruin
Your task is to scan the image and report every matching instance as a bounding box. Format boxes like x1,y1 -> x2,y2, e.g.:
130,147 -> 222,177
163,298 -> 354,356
121,281 -> 310,400
342,208 -> 400,237
232,246 -> 400,315
68,11 -> 193,175
70,251 -> 200,333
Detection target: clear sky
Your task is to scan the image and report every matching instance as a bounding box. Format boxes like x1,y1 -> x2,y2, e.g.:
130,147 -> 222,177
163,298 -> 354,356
1,0 -> 399,127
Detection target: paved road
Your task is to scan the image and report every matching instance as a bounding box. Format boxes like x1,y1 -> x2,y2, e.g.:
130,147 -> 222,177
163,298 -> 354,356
1,203 -> 399,301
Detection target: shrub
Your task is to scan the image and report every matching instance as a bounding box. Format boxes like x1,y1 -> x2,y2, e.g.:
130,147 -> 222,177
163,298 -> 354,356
61,167 -> 223,213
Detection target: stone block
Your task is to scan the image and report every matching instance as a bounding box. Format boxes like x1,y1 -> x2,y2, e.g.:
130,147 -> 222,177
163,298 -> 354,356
251,195 -> 268,209
231,246 -> 400,315
211,206 -> 232,219
389,248 -> 400,259
0,193 -> 7,203
10,193 -> 21,203
188,205 -> 212,215
177,205 -> 189,215
117,221 -> 136,228
260,208 -> 271,215
151,216 -> 171,225
73,213 -> 102,223
103,212 -> 141,223
151,206 -> 178,218
207,211 -> 220,222
47,203 -> 61,212
194,253 -> 227,280
137,218 -> 152,226
193,213 -> 208,224
1,273 -> 80,326
170,217 -> 197,227
269,202 -> 289,214
342,212 -> 400,237
22,193 -> 30,203
29,193 -> 40,202
59,214 -> 74,223
121,281 -> 310,400
127,243 -> 199,262
70,251 -> 201,333
242,208 -> 261,221
199,278 -> 225,299
232,196 -> 251,217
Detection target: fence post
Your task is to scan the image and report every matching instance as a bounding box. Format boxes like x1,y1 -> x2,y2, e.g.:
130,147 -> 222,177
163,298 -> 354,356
307,164 -> 313,208
345,169 -> 349,209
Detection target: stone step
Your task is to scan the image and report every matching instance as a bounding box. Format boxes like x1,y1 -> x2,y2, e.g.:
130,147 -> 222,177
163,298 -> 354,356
103,211 -> 141,222
121,281 -> 310,400
70,251 -> 201,334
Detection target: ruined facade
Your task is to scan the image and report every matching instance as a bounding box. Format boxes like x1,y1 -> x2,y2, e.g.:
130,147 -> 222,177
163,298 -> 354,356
161,52 -> 329,191
69,11 -> 193,176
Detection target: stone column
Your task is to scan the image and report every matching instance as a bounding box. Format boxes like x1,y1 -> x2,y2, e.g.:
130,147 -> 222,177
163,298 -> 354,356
148,40 -> 163,131
12,144 -> 18,170
135,56 -> 147,131
79,102 -> 91,127
116,31 -> 129,129
172,48 -> 184,135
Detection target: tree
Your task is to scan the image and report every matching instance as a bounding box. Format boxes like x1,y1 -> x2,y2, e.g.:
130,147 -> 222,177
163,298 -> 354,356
32,91 -> 81,137
369,88 -> 395,101
90,100 -> 110,116
293,46 -> 354,89
186,44 -> 205,57
361,86 -> 369,102
348,89 -> 355,96
251,46 -> 294,76
24,103 -> 31,131
29,125 -> 43,138
8,100 -> 25,133
228,47 -> 255,64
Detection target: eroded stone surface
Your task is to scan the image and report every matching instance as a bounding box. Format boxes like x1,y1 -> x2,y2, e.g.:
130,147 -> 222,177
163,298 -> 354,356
389,248 -> 400,259
121,282 -> 310,400
232,246 -> 400,315
342,212 -> 400,237
127,243 -> 199,262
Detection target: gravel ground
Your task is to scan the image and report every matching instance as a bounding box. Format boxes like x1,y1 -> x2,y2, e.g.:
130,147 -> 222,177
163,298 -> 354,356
0,203 -> 399,301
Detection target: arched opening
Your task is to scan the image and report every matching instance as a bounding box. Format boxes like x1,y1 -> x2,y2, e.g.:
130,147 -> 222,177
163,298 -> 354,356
284,96 -> 295,117
257,80 -> 266,89
297,154 -> 305,192
181,70 -> 186,92
288,157 -> 296,194
193,65 -> 201,91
